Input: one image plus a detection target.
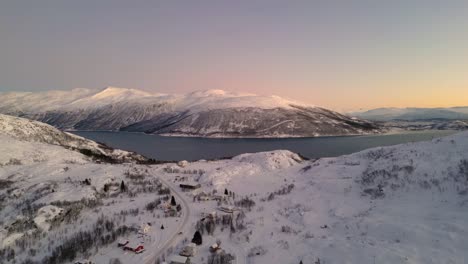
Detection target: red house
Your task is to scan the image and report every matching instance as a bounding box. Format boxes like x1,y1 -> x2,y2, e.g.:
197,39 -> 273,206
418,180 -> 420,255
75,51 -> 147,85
123,244 -> 145,254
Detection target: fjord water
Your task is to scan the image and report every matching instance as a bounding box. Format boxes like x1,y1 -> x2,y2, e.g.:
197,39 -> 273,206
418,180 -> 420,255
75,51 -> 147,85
71,130 -> 456,161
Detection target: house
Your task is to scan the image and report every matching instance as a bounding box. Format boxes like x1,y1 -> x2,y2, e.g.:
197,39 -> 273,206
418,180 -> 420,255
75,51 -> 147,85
177,160 -> 189,168
179,183 -> 201,191
169,255 -> 190,264
179,243 -> 197,257
218,206 -> 237,214
123,244 -> 145,254
160,202 -> 172,210
209,243 -> 220,253
140,223 -> 151,234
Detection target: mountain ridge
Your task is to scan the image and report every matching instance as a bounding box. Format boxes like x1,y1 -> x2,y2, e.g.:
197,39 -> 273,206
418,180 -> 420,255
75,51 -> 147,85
352,106 -> 468,121
0,87 -> 381,138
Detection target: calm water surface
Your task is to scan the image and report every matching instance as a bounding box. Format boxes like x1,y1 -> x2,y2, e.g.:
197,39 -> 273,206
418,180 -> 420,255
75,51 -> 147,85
71,130 -> 457,161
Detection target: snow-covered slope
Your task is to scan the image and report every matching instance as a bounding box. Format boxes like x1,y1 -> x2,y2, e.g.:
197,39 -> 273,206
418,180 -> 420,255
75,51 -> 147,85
0,88 -> 96,113
160,132 -> 468,264
0,87 -> 381,137
1,113 -> 468,263
0,114 -> 145,163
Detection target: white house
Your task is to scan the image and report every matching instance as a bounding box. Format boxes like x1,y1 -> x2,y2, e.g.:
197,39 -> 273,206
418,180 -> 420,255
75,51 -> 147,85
169,255 -> 189,264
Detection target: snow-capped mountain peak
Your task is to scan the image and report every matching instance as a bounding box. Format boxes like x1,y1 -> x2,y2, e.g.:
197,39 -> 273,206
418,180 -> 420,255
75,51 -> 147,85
91,86 -> 154,99
65,86 -> 158,109
187,89 -> 231,97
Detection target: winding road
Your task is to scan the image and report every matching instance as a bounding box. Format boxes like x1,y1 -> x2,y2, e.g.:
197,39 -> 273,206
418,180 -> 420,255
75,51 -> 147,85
143,176 -> 191,264
143,174 -> 247,264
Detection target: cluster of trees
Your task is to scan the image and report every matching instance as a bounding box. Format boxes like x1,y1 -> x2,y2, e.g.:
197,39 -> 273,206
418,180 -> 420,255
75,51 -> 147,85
119,208 -> 139,217
234,197 -> 255,211
158,187 -> 171,195
207,250 -> 235,264
16,184 -> 56,217
0,179 -> 14,190
0,247 -> 15,262
5,158 -> 23,166
134,182 -> 164,194
145,198 -> 162,212
361,169 -> 393,186
362,185 -> 385,199
458,159 -> 468,182
78,148 -> 120,164
6,217 -> 37,235
163,167 -> 205,175
26,216 -> 138,264
49,198 -> 102,228
82,178 -> 92,185
364,148 -> 390,160
263,184 -> 295,201
195,210 -> 247,238
124,169 -> 146,180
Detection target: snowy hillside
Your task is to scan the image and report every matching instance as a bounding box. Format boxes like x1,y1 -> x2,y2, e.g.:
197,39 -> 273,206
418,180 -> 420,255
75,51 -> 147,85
154,132 -> 468,264
1,115 -> 467,264
0,87 -> 381,138
382,119 -> 468,131
0,114 -> 145,163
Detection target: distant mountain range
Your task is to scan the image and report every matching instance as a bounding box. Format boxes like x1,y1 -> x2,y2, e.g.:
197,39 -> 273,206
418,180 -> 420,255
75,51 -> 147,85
0,87 -> 381,138
351,107 -> 468,121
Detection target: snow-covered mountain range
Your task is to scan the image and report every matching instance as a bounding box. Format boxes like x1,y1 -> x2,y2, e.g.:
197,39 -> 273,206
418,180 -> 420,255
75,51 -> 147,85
0,87 -> 381,138
1,115 -> 467,264
352,107 -> 468,121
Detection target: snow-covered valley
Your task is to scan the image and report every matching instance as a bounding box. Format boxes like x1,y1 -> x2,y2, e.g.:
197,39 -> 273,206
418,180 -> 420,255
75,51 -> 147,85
1,114 -> 468,264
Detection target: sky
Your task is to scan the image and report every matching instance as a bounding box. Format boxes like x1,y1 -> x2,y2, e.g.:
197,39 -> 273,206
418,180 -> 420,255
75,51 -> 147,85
1,0 -> 468,111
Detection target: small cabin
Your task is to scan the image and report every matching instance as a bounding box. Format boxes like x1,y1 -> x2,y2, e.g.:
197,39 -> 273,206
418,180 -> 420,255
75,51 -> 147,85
218,206 -> 237,213
209,243 -> 220,253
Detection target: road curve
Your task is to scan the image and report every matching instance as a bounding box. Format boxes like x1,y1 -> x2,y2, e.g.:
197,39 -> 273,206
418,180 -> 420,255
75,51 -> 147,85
143,174 -> 247,264
144,176 -> 191,264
